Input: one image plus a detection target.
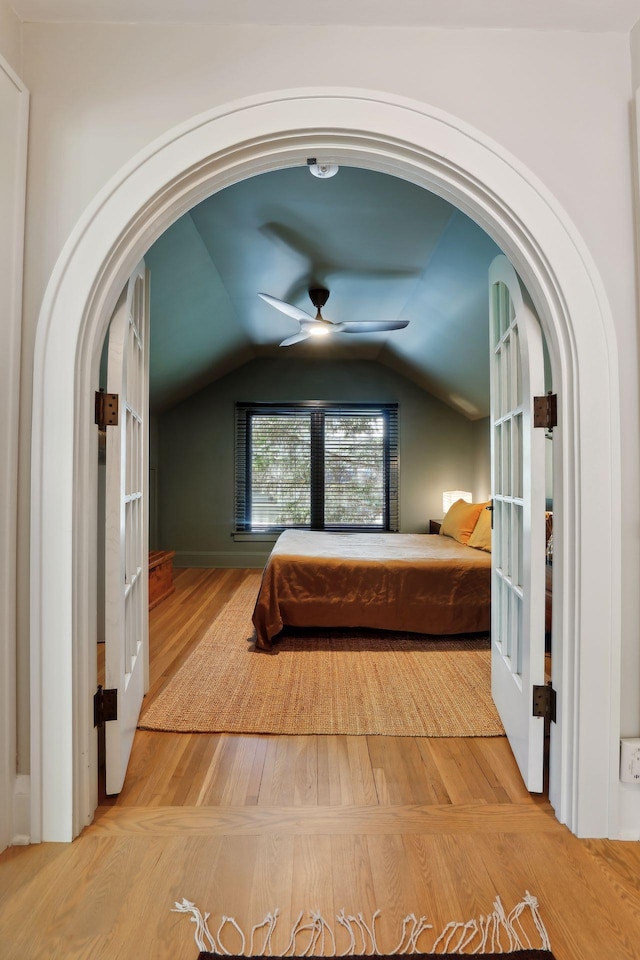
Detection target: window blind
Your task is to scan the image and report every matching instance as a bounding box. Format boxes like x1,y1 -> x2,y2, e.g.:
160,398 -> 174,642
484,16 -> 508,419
235,402 -> 398,532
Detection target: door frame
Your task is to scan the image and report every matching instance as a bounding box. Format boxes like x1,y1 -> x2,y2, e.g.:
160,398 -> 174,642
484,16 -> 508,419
30,88 -> 621,841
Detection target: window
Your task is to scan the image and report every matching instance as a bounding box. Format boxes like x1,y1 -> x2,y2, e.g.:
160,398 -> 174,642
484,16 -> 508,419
235,402 -> 399,532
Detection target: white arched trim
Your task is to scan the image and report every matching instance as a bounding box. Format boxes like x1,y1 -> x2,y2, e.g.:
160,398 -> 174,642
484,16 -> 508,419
30,88 -> 621,841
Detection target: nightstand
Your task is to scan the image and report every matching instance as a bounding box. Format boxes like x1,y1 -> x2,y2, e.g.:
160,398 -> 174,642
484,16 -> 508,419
429,519 -> 443,534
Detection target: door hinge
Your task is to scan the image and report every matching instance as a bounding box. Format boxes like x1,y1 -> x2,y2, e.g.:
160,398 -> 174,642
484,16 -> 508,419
95,390 -> 119,429
533,392 -> 557,431
485,499 -> 494,529
532,682 -> 556,724
94,685 -> 118,727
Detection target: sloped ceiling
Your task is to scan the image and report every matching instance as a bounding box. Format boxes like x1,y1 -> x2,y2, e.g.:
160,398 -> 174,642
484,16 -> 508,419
145,166 -> 501,419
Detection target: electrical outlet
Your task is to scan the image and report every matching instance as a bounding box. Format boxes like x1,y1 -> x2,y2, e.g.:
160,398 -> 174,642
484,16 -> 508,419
620,738 -> 640,783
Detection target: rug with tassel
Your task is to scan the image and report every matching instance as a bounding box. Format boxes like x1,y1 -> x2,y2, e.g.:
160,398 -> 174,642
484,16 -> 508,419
174,892 -> 555,958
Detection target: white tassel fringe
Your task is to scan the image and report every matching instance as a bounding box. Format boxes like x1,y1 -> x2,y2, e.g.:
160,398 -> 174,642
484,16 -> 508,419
173,890 -> 550,955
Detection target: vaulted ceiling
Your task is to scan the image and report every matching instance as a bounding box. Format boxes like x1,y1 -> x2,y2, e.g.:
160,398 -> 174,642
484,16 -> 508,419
145,166 -> 501,420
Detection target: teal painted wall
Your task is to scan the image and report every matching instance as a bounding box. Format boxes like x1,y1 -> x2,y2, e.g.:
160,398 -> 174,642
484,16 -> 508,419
156,358 -> 487,567
472,417 -> 491,503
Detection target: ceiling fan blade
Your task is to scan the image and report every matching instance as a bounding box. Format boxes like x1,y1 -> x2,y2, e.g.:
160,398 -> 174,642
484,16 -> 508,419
279,331 -> 312,347
339,320 -> 410,334
259,292 -> 315,323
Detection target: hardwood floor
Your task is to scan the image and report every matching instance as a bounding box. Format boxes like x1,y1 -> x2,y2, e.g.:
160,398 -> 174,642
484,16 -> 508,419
3,567 -> 640,959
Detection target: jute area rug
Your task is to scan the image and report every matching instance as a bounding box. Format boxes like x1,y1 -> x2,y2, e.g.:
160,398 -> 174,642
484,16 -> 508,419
140,574 -> 504,737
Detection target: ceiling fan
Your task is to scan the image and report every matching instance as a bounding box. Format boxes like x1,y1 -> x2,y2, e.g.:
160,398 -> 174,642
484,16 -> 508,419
258,288 -> 410,347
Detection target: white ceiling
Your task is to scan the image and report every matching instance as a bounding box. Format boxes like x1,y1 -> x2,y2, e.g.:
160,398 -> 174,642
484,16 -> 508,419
9,0 -> 640,31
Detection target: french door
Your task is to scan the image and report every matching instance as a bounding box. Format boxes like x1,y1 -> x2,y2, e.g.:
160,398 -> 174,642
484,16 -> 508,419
489,255 -> 547,792
104,260 -> 150,795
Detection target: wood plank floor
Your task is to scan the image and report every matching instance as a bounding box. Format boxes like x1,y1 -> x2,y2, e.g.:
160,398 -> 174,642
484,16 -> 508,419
3,567 -> 640,959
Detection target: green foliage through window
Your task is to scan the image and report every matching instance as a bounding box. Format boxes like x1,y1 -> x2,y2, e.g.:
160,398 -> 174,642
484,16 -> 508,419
235,402 -> 399,532
250,415 -> 311,527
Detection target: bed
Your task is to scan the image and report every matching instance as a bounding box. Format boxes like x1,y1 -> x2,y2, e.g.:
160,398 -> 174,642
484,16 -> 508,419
251,528 -> 492,651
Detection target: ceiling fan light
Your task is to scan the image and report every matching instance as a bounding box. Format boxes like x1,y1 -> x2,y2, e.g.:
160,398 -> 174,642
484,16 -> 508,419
308,163 -> 339,179
308,325 -> 330,337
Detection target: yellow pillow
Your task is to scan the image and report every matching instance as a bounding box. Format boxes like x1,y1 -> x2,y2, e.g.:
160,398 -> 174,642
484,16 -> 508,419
440,499 -> 485,545
467,502 -> 492,552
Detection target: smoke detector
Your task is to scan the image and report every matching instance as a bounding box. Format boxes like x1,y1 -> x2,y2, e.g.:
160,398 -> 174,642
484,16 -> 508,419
307,158 -> 339,179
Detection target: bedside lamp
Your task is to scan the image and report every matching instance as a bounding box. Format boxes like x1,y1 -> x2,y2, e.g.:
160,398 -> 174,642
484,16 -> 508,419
442,490 -> 472,515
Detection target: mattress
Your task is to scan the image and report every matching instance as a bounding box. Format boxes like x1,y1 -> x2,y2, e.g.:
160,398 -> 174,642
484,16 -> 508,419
252,529 -> 491,650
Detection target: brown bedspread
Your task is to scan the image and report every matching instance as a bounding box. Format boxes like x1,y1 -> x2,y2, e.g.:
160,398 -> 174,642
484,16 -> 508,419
252,530 -> 491,651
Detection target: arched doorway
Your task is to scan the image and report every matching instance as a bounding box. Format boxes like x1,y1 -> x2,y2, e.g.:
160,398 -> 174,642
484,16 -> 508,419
30,88 -> 621,842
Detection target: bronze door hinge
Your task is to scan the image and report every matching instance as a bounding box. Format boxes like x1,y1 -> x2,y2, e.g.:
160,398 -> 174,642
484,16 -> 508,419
95,390 -> 119,429
94,685 -> 118,727
533,392 -> 557,431
532,682 -> 556,724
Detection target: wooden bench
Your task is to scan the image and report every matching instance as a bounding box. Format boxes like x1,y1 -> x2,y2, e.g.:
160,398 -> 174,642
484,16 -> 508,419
148,549 -> 175,610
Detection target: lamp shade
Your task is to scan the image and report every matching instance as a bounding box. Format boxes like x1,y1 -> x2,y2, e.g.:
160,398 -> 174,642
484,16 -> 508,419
442,490 -> 472,515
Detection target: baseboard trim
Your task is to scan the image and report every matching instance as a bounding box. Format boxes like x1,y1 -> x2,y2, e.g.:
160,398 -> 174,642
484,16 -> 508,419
618,830 -> 640,840
174,550 -> 268,569
12,774 -> 30,845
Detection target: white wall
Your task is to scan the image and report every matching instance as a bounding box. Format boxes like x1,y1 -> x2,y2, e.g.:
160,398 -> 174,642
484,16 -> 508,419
0,0 -> 21,74
15,23 -> 640,813
0,25 -> 27,850
622,23 -> 640,833
631,20 -> 640,89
